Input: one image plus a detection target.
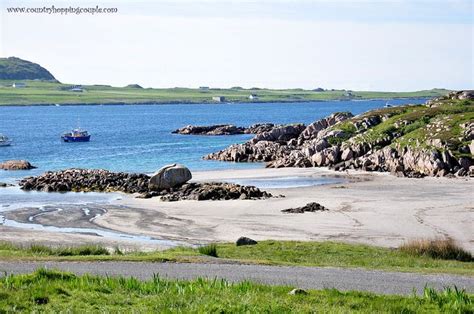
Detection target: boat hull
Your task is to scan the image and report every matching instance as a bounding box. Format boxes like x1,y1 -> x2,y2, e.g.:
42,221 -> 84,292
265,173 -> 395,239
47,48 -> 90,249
61,135 -> 91,142
0,142 -> 11,147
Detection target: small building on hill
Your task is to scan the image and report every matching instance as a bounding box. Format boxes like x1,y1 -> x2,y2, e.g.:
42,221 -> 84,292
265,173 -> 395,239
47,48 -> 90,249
12,82 -> 26,88
249,94 -> 259,100
68,85 -> 84,92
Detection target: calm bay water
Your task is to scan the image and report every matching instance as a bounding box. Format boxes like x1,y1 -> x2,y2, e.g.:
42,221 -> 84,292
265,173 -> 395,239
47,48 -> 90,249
0,99 -> 427,184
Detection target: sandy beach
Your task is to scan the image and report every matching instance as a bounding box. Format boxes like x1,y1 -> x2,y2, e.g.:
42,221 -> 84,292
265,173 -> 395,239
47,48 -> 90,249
3,167 -> 471,252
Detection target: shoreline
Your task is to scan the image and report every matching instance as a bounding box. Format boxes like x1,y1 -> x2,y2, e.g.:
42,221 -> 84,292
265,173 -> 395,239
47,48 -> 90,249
0,97 -> 430,107
1,167 -> 472,252
115,167 -> 474,250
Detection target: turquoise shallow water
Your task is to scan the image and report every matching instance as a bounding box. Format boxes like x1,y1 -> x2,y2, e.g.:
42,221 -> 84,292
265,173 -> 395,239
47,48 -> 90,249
0,99 -> 427,184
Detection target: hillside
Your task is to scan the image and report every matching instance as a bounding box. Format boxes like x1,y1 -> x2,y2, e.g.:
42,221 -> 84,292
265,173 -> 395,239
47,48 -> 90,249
0,57 -> 56,81
206,90 -> 474,177
0,79 -> 450,106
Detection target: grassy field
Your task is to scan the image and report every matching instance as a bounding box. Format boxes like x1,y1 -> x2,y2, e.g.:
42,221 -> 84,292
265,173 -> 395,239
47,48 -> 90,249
0,80 -> 450,106
1,241 -> 472,275
328,97 -> 474,155
0,269 -> 471,313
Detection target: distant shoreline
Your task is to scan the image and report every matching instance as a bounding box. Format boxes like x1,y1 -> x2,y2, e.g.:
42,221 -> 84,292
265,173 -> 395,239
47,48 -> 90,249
0,96 -> 430,108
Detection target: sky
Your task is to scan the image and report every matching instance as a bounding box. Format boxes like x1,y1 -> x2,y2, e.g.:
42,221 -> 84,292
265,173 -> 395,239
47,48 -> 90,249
0,0 -> 472,91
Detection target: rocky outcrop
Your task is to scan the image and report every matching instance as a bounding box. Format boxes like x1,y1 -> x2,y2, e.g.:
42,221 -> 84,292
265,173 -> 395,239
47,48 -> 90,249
250,124 -> 306,144
20,169 -> 150,193
427,90 -> 474,107
139,182 -> 272,201
297,112 -> 353,144
173,124 -> 245,135
204,141 -> 293,162
149,164 -> 192,190
19,168 -> 273,201
281,202 -> 328,213
205,92 -> 474,178
0,160 -> 36,170
172,123 -> 275,135
245,123 -> 276,134
205,114 -> 352,166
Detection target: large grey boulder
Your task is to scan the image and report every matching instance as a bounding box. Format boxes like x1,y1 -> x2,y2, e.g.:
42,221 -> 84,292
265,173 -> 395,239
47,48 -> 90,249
149,164 -> 192,190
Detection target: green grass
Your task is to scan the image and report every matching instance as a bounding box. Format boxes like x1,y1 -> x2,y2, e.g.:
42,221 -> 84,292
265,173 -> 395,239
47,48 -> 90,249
0,79 -> 449,106
198,244 -> 218,257
400,238 -> 473,262
26,244 -> 109,256
1,241 -> 472,275
0,269 -> 471,312
334,99 -> 474,152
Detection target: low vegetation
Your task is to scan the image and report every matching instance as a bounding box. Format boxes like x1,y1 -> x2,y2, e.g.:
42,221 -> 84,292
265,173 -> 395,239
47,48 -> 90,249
345,99 -> 474,151
198,244 -> 218,257
1,240 -> 472,275
0,269 -> 471,312
399,238 -> 473,262
0,242 -> 109,257
0,79 -> 449,106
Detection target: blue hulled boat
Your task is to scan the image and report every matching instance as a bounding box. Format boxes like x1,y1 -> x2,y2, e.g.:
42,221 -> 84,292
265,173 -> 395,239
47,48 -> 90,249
61,128 -> 91,142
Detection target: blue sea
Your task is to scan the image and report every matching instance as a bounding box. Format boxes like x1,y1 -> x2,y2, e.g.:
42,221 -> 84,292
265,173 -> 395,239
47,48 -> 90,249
0,99 -> 428,242
0,99 -> 427,183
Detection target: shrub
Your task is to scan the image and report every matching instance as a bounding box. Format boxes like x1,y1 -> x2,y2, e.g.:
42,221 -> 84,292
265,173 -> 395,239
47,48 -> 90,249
399,238 -> 473,262
423,286 -> 472,312
27,244 -> 109,256
198,244 -> 218,257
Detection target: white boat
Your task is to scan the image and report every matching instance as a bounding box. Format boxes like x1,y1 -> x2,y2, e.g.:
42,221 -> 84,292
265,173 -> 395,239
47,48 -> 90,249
0,134 -> 12,147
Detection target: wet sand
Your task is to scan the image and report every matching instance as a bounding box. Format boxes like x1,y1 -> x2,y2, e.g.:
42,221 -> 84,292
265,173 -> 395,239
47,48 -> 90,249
1,167 -> 473,252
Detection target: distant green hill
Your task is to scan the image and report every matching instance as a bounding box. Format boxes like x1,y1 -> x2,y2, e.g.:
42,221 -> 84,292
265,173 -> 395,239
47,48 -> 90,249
0,57 -> 56,81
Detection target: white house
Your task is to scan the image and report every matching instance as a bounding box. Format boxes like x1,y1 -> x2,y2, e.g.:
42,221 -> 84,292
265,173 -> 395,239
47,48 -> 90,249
212,96 -> 225,102
69,86 -> 84,92
249,94 -> 259,100
12,82 -> 26,88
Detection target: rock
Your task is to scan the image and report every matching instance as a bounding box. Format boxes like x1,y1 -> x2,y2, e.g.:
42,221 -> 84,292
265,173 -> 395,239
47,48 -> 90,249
289,288 -> 308,295
459,90 -> 474,100
172,124 -> 245,135
340,148 -> 354,161
281,202 -> 328,213
250,124 -> 306,144
204,94 -> 474,178
459,157 -> 472,170
204,141 -> 289,163
19,168 -> 150,194
0,160 -> 36,170
160,182 -> 272,202
149,164 -> 192,190
244,123 -> 275,134
298,112 -> 353,144
19,168 -> 273,201
0,182 -> 13,187
172,123 -> 276,136
236,236 -> 258,246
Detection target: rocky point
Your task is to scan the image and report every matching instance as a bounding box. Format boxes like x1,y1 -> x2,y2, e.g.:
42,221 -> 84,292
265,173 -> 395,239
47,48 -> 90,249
204,91 -> 474,177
